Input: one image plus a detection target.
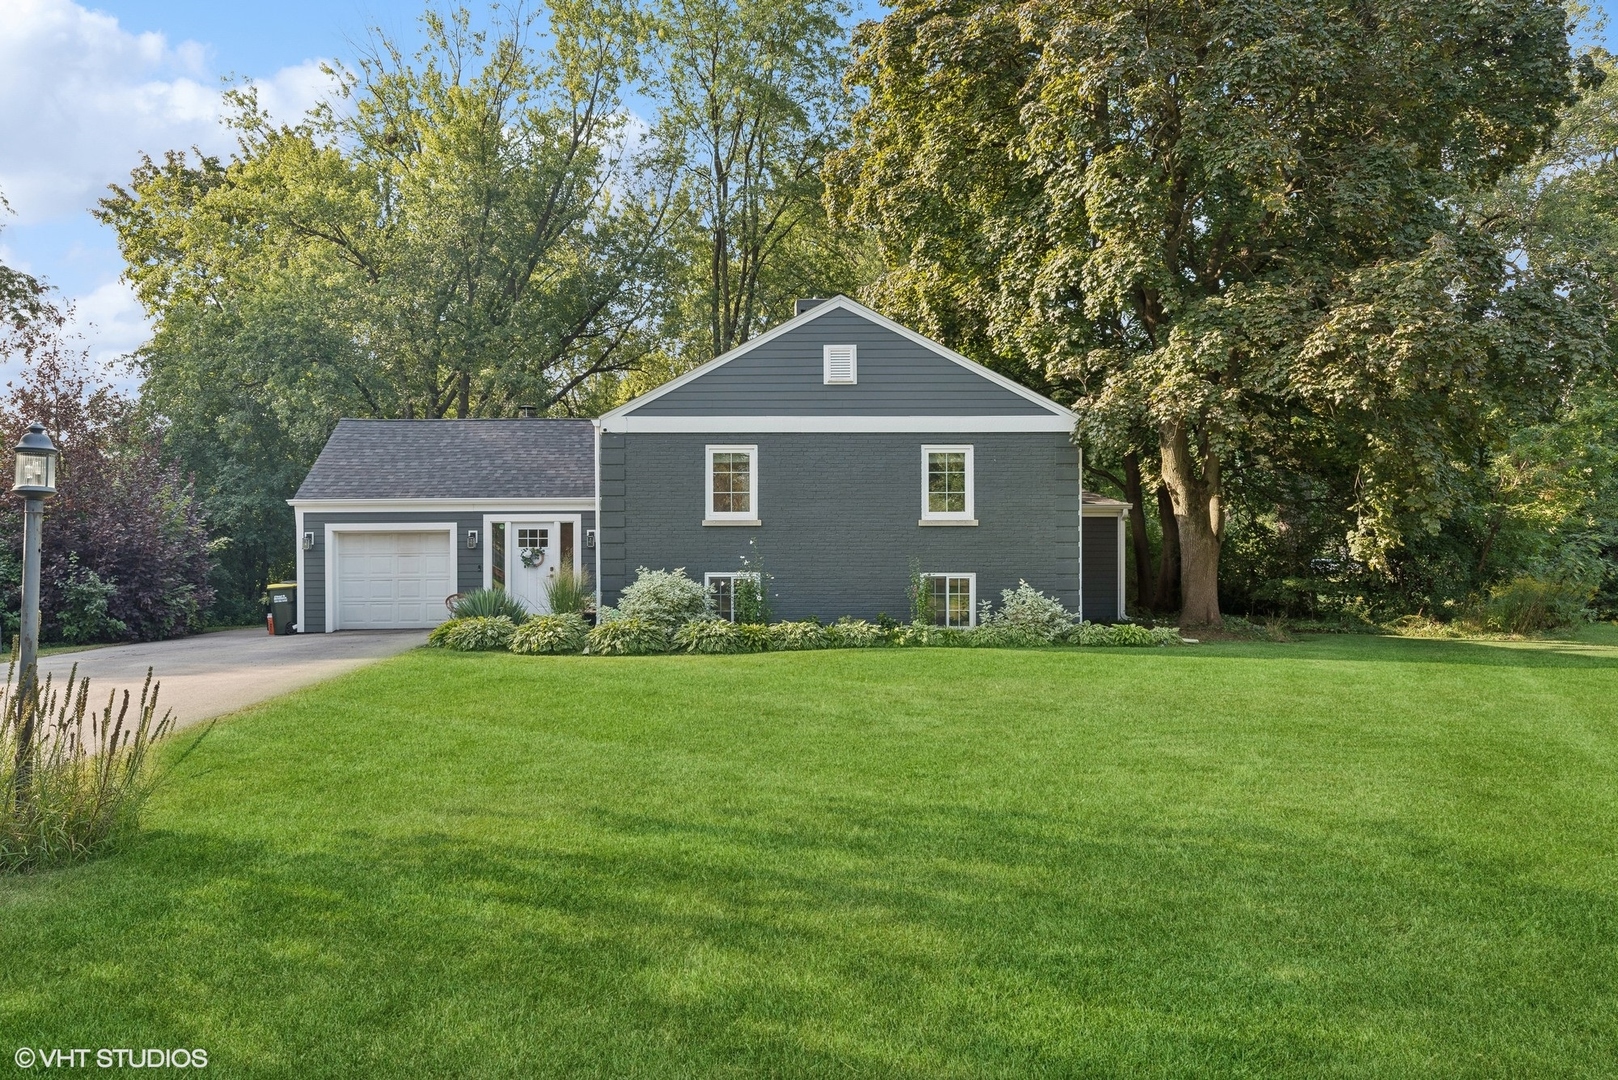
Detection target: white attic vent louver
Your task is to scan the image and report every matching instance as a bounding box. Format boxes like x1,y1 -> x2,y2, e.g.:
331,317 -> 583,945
823,344 -> 857,385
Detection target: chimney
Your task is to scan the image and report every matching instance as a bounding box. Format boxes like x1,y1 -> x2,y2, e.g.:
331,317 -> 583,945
795,298 -> 829,316
517,404 -> 537,419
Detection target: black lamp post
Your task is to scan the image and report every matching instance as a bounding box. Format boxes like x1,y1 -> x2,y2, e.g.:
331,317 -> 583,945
13,422 -> 58,712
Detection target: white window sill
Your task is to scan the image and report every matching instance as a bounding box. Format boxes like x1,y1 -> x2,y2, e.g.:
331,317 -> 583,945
918,518 -> 978,526
703,518 -> 762,527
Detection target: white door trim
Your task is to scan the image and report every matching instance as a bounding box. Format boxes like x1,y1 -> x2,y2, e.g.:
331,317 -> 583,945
324,522 -> 457,633
481,514 -> 584,592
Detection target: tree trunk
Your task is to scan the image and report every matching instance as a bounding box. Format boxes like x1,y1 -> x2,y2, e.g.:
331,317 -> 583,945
1122,453 -> 1152,611
1159,422 -> 1223,628
1152,483 -> 1181,612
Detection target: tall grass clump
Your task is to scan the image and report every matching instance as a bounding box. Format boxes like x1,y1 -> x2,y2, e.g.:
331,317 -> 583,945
545,570 -> 594,616
2,662 -> 196,873
451,588 -> 530,621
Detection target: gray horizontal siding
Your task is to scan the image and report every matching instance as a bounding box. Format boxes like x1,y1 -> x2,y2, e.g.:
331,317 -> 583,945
302,508 -> 595,632
599,431 -> 1079,622
1081,515 -> 1123,623
631,308 -> 1053,417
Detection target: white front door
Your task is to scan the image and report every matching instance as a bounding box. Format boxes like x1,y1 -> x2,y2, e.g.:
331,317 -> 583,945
507,521 -> 559,615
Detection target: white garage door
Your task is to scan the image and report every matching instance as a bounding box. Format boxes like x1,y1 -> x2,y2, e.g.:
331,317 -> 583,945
334,530 -> 454,630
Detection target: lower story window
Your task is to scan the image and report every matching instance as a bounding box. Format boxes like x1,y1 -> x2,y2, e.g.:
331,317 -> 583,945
705,572 -> 762,622
925,573 -> 976,627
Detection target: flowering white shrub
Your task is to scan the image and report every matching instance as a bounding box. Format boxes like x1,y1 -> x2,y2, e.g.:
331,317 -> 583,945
979,581 -> 1075,641
616,568 -> 711,631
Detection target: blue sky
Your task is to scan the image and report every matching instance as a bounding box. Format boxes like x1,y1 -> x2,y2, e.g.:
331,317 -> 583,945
0,0 -> 1612,371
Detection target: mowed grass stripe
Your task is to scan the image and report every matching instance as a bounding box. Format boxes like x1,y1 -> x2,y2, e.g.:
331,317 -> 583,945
2,634 -> 1616,1077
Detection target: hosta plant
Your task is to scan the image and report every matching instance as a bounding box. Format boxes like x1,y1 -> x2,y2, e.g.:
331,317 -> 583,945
509,613 -> 589,655
822,618 -> 881,649
585,616 -> 669,655
672,618 -> 745,654
768,621 -> 828,651
428,616 -> 519,651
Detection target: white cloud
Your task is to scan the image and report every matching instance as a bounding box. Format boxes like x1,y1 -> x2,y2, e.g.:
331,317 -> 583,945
67,279 -> 149,382
0,0 -> 338,375
0,0 -> 335,224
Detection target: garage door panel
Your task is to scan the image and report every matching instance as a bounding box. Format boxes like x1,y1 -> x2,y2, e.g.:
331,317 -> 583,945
333,530 -> 454,630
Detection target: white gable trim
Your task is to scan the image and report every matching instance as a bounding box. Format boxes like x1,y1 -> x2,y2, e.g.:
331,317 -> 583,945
602,414 -> 1074,434
598,295 -> 1077,425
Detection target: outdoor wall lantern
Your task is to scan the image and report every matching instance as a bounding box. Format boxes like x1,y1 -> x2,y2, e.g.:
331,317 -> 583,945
302,532 -> 315,550
467,529 -> 480,549
585,528 -> 596,549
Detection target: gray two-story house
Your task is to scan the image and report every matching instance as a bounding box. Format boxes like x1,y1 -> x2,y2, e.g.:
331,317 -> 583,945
289,297 -> 1127,631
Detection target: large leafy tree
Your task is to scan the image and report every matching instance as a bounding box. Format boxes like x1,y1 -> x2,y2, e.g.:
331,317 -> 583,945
642,0 -> 871,363
97,3 -> 678,615
830,0 -> 1587,625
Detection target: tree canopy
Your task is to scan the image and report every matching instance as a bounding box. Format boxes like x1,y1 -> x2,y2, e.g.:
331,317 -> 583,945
829,0 -> 1595,625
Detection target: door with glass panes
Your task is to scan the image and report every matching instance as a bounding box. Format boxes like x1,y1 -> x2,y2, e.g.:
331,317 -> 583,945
490,519 -> 577,615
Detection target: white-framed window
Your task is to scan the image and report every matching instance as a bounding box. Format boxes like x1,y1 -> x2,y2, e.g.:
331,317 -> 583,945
705,572 -> 763,622
921,444 -> 974,522
823,344 -> 857,384
705,444 -> 758,522
922,573 -> 976,627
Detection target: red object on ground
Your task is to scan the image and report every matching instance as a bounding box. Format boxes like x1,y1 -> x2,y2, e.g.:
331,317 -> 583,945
266,614 -> 275,635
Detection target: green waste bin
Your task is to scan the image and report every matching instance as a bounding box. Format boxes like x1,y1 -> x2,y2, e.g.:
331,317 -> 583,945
267,582 -> 298,635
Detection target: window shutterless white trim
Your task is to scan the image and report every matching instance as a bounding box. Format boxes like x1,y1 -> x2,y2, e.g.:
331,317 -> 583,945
705,444 -> 758,523
323,522 -> 456,633
593,420 -> 603,615
921,444 -> 974,522
602,414 -> 1074,434
921,572 -> 977,627
704,571 -> 761,622
823,343 -> 857,384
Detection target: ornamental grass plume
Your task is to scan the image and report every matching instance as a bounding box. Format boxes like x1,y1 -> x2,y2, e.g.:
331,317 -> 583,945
1,658 -> 201,873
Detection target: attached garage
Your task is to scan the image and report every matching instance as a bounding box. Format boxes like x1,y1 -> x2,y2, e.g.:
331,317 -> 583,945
331,528 -> 454,630
291,419 -> 598,634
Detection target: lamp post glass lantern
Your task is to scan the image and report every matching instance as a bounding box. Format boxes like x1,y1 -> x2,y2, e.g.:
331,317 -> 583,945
13,422 -> 59,497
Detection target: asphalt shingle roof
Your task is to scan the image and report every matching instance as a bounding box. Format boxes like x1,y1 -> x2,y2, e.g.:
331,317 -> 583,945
294,419 -> 595,500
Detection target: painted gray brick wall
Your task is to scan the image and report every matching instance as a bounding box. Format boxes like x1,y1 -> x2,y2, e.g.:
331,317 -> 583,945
633,308 -> 1050,416
1081,515 -> 1122,623
599,431 -> 1079,622
302,509 -> 595,632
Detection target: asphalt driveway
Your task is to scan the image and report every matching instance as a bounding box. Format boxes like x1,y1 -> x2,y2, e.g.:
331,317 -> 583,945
36,628 -> 427,737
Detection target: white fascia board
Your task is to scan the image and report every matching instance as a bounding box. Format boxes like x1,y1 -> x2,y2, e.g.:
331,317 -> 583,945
1082,503 -> 1135,515
600,414 -> 1076,434
600,294 -> 1078,424
289,497 -> 597,512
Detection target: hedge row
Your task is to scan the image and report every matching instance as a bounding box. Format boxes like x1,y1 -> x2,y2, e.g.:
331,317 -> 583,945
426,613 -> 1185,655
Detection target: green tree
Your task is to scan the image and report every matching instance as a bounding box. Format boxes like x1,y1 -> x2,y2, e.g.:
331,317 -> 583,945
642,0 -> 869,363
830,0 -> 1586,626
97,3 -> 679,615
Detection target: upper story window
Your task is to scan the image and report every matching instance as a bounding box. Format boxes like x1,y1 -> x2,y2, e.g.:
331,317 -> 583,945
706,445 -> 758,523
823,344 -> 857,384
921,445 -> 975,523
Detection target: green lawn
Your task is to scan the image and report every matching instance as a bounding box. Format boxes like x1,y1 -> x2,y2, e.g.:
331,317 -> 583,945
3,633 -> 1617,1077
